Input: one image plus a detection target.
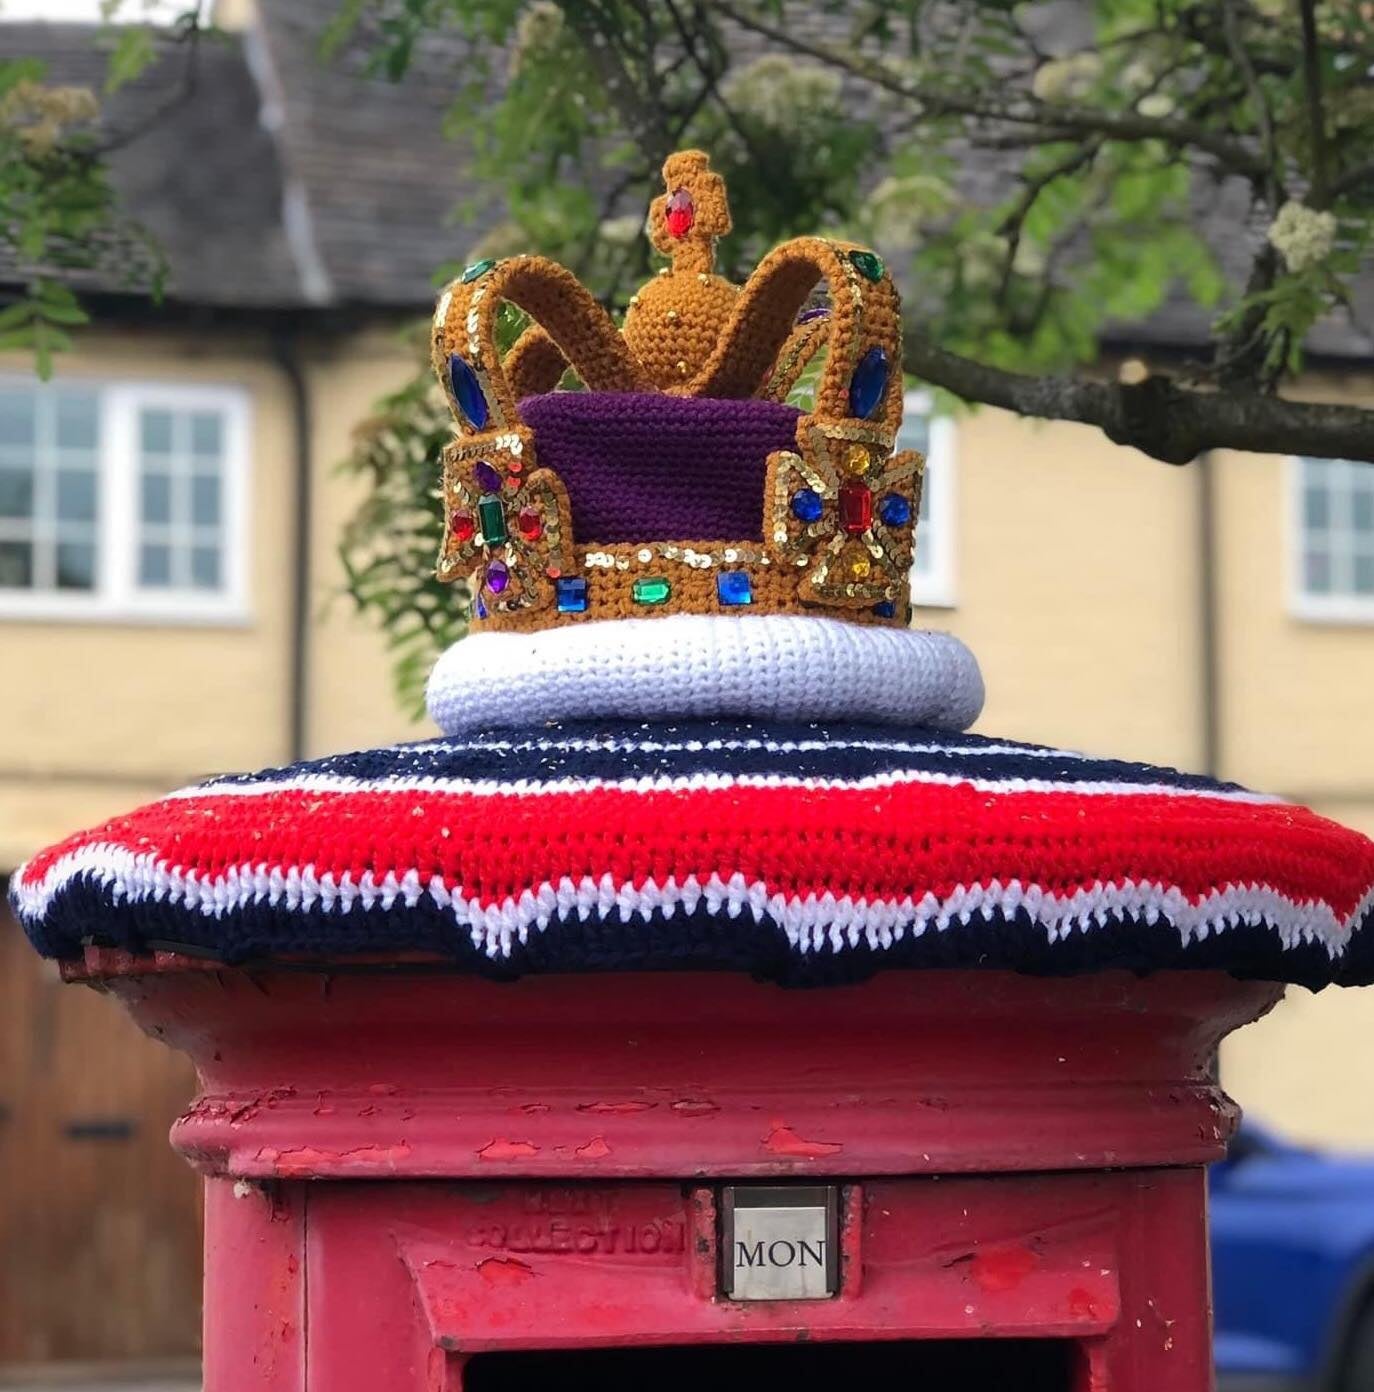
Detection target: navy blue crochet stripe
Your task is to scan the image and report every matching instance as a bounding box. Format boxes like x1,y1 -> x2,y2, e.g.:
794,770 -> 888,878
26,869 -> 1374,991
196,720 -> 1252,799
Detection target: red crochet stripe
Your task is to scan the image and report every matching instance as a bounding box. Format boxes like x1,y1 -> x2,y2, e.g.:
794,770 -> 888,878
21,782 -> 1374,922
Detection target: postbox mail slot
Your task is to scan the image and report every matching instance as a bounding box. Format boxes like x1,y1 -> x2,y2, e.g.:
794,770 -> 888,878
721,1184 -> 839,1300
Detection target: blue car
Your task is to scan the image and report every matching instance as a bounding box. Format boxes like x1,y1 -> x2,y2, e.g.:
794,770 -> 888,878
1212,1123 -> 1374,1392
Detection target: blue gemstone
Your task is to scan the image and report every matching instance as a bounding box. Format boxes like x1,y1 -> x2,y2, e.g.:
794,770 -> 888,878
849,346 -> 889,420
475,595 -> 488,620
791,488 -> 824,523
873,600 -> 897,618
448,353 -> 489,429
879,492 -> 912,527
717,570 -> 753,606
555,577 -> 588,613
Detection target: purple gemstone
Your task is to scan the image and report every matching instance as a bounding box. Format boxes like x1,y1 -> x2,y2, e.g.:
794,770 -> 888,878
796,306 -> 830,325
474,460 -> 502,494
484,559 -> 509,594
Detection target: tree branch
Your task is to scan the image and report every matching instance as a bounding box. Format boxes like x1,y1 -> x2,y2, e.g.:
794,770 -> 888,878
710,0 -> 1270,180
904,332 -> 1374,465
1298,0 -> 1331,207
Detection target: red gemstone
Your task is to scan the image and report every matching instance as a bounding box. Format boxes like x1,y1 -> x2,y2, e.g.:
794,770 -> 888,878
517,506 -> 543,541
665,187 -> 694,239
839,482 -> 873,535
450,509 -> 476,542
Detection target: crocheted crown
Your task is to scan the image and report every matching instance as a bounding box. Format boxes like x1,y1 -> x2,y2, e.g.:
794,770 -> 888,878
432,149 -> 919,632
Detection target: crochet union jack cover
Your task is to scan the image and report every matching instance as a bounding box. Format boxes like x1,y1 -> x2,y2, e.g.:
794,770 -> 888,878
12,719 -> 1374,988
13,153 -> 1374,987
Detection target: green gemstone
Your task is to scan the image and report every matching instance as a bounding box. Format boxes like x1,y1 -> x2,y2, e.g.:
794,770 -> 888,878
850,249 -> 885,282
461,258 -> 496,284
632,576 -> 671,606
478,496 -> 507,546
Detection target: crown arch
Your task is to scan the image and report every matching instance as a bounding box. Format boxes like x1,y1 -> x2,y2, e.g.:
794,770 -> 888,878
690,237 -> 905,439
432,256 -> 651,432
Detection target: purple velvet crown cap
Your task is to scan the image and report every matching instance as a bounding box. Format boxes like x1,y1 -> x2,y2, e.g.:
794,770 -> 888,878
519,392 -> 803,544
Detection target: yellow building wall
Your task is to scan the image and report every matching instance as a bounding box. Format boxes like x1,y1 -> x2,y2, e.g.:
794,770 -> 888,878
302,330 -> 430,758
0,327 -> 295,868
935,407 -> 1205,771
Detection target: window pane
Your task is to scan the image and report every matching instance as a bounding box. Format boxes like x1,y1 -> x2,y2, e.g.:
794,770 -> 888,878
190,544 -> 221,590
139,543 -> 171,587
1356,554 -> 1374,596
0,390 -> 35,448
897,413 -> 929,456
55,391 -> 98,450
1354,485 -> 1374,535
57,468 -> 97,522
55,540 -> 96,590
190,411 -> 222,459
0,539 -> 33,587
141,472 -> 171,524
0,467 -> 33,519
1304,483 -> 1331,531
1305,549 -> 1332,594
141,409 -> 174,455
191,473 -> 220,526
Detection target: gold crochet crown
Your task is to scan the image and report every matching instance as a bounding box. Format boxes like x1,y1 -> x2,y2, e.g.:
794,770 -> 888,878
431,149 -> 922,631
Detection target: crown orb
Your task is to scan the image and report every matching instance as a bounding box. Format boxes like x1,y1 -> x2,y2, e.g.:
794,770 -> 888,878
665,187 -> 695,239
849,346 -> 890,420
448,353 -> 490,430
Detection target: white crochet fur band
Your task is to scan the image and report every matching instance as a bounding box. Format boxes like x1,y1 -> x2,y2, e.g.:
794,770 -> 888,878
426,614 -> 985,735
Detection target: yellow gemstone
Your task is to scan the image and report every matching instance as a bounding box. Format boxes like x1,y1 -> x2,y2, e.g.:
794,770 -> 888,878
847,549 -> 872,581
844,444 -> 872,476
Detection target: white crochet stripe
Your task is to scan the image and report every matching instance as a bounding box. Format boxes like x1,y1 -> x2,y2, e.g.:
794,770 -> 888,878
14,840 -> 1373,965
401,735 -> 1097,761
425,614 -> 986,735
172,766 -> 1282,805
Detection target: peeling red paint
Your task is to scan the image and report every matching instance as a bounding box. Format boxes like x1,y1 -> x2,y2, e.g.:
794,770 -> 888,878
578,1100 -> 656,1115
478,1137 -> 541,1161
575,1135 -> 612,1159
476,1256 -> 536,1286
258,1141 -> 413,1176
971,1244 -> 1038,1293
762,1123 -> 843,1158
671,1099 -> 719,1116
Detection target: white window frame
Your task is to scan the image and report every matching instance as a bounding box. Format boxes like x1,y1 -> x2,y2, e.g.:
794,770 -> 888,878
1287,455 -> 1374,626
0,376 -> 252,626
902,388 -> 957,609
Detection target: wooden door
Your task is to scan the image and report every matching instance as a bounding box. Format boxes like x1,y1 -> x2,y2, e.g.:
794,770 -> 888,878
0,895 -> 202,1366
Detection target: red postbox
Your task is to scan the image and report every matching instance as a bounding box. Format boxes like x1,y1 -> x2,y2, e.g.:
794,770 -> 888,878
13,150 -> 1374,1390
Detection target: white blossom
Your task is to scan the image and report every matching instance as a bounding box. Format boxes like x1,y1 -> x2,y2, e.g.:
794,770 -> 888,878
1267,200 -> 1338,273
722,56 -> 842,130
1031,52 -> 1102,104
